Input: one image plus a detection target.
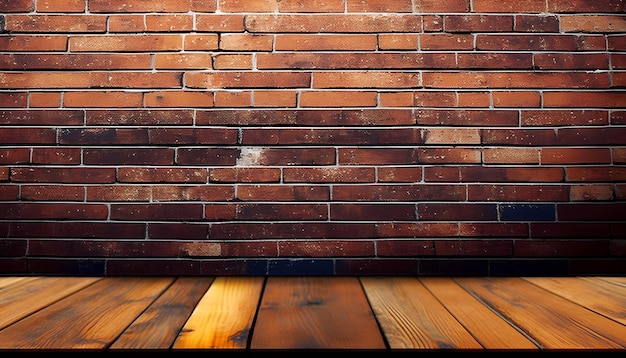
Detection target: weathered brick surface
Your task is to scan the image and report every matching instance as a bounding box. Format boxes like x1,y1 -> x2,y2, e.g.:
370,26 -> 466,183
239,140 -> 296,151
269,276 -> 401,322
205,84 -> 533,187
1,0 -> 624,276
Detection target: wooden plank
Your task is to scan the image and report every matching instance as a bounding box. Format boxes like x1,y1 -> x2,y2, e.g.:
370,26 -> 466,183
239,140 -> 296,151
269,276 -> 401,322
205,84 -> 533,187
0,277 -> 174,350
0,276 -> 101,330
456,277 -> 626,350
172,276 -> 264,350
360,276 -> 483,350
0,276 -> 35,290
419,277 -> 539,350
250,276 -> 386,350
109,276 -> 214,350
596,276 -> 626,287
523,277 -> 626,325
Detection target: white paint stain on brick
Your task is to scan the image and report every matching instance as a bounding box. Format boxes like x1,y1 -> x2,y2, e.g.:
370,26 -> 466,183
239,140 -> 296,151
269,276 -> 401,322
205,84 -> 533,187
237,147 -> 266,166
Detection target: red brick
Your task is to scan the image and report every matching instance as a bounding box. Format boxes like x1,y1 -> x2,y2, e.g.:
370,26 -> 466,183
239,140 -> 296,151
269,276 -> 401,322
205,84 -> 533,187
570,185 -> 614,201
0,36 -> 68,51
521,110 -> 608,126
257,53 -> 456,70
435,240 -> 513,256
232,203 -> 327,221
70,35 -> 183,52
0,203 -> 108,220
117,167 -> 208,183
209,168 -> 281,183
195,14 -> 245,32
64,92 -> 144,108
31,148 -> 81,165
493,91 -> 541,108
88,0 -> 217,13
110,203 -> 203,221
548,0 -> 625,13
152,185 -> 235,201
338,148 -> 417,165
419,34 -> 474,50
278,241 -> 375,257
245,14 -> 422,33
444,15 -> 513,32
0,0 -> 34,12
476,34 -> 606,51
300,91 -> 378,107
423,72 -> 609,89
214,91 -> 252,107
11,167 -> 116,183
567,166 -> 626,182
0,92 -> 27,107
154,54 -> 213,69
514,15 -> 559,32
5,15 -> 106,33
84,148 -> 175,165
482,148 -> 540,164
185,72 -> 310,89
149,128 -> 236,145
347,0 -> 413,12
377,167 -> 423,183
86,110 -> 193,125
213,54 -> 252,70
472,0 -> 546,12
20,185 -> 84,201
542,148 -> 611,164
333,184 -> 466,201
58,128 -> 149,145
144,91 -> 215,108
237,185 -> 330,201
419,204 -> 497,221
416,109 -> 518,126
253,90 -> 298,107
37,0 -> 85,12
87,185 -> 152,202
0,148 -> 30,164
275,34 -> 377,51
515,240 -> 608,257
146,14 -> 194,32
468,184 -> 569,201
376,240 -> 435,257
418,148 -> 481,164
284,167 -> 376,183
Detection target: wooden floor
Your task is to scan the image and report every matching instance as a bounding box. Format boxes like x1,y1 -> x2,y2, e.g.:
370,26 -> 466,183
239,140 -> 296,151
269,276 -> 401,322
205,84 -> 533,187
0,276 -> 625,352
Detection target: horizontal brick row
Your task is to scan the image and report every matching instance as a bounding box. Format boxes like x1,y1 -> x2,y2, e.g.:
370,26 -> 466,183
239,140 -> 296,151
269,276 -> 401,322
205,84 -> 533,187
1,0 -> 624,276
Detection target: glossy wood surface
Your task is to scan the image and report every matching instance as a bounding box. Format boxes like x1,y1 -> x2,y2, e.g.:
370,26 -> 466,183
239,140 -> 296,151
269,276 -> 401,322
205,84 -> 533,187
0,276 -> 624,352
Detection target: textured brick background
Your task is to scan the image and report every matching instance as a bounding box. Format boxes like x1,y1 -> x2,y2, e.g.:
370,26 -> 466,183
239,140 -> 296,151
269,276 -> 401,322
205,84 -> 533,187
1,0 -> 625,276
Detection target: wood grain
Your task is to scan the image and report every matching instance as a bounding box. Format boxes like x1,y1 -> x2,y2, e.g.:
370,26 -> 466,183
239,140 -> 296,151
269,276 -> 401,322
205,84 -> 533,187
172,276 -> 264,350
361,276 -> 483,350
110,276 -> 214,350
250,276 -> 386,350
524,277 -> 626,325
456,277 -> 626,350
0,276 -> 101,330
419,277 -> 539,350
0,277 -> 173,350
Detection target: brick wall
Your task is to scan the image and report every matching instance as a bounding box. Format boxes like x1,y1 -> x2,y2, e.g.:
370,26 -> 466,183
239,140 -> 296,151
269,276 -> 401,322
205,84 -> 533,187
1,0 -> 625,276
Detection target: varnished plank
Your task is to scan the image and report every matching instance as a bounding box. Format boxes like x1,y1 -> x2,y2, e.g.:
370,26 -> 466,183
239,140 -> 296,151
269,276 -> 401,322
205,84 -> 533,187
172,276 -> 264,350
110,277 -> 214,350
419,277 -> 539,350
456,277 -> 626,350
0,276 -> 34,290
360,276 -> 483,350
596,276 -> 626,287
250,276 -> 386,350
0,276 -> 101,330
0,277 -> 174,350
523,277 -> 626,325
